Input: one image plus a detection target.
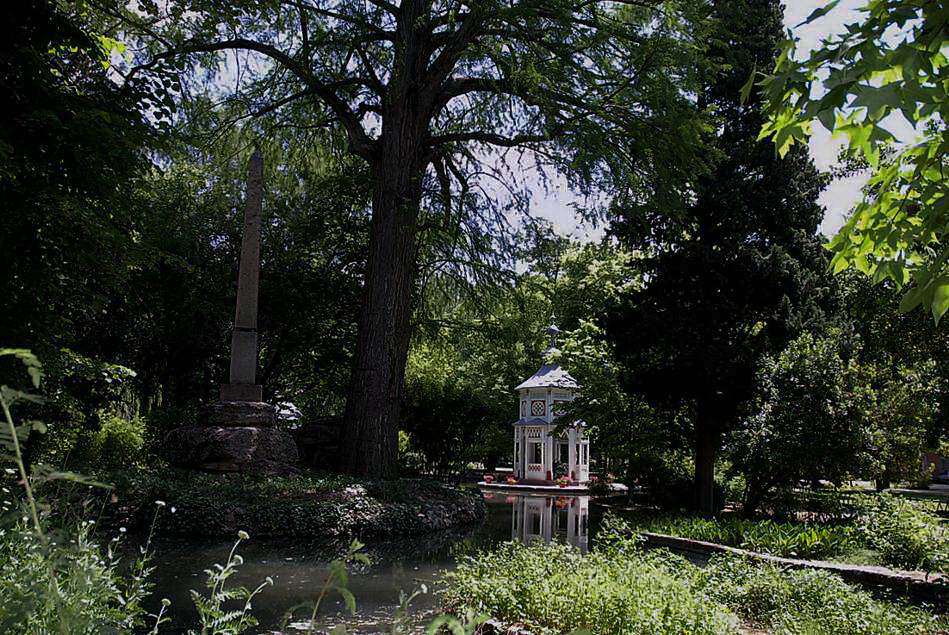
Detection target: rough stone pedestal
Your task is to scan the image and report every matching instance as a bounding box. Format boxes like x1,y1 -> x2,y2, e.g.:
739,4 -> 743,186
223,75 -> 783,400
164,425 -> 298,476
164,401 -> 298,475
207,400 -> 277,427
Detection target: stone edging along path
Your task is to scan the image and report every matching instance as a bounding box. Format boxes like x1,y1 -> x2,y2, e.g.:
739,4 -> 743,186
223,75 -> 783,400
637,531 -> 948,605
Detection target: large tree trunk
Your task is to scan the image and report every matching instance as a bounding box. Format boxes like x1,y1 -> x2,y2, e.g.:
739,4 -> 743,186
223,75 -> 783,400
340,127 -> 423,478
339,4 -> 432,478
694,416 -> 721,515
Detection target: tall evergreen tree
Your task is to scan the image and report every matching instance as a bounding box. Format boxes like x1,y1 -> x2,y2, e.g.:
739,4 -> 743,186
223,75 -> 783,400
607,0 -> 837,513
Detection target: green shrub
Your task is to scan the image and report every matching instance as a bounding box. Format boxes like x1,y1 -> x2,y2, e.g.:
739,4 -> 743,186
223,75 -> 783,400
697,556 -> 943,635
0,520 -> 153,634
46,411 -> 146,472
442,541 -> 740,634
856,494 -> 948,573
441,530 -> 945,635
89,413 -> 146,470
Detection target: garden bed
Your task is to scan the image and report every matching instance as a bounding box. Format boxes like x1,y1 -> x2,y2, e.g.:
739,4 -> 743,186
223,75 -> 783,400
441,519 -> 947,635
638,531 -> 947,604
97,467 -> 485,540
608,493 -> 947,577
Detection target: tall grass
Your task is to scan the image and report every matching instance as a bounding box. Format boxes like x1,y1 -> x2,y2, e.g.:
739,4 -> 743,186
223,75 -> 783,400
1,349 -> 162,633
627,514 -> 858,560
441,519 -> 945,635
624,502 -> 947,574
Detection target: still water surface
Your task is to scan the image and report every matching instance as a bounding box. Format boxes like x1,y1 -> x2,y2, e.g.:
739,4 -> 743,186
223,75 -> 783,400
147,490 -> 599,632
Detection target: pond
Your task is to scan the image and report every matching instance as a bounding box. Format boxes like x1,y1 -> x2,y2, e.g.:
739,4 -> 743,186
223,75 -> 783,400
146,489 -> 602,632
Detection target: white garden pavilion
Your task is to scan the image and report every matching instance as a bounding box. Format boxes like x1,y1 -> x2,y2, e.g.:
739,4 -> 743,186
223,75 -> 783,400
512,326 -> 590,484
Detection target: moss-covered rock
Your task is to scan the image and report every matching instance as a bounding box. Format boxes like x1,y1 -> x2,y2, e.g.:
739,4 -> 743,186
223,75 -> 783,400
102,467 -> 485,539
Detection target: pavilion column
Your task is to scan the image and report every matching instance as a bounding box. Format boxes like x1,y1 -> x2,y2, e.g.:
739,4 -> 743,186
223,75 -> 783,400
545,389 -> 552,424
545,429 -> 554,479
543,498 -> 552,541
518,427 -> 526,478
513,427 -> 518,478
567,428 -> 577,481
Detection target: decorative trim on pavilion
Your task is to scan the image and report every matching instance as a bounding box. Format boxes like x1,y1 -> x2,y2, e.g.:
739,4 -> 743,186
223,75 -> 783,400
514,416 -> 586,427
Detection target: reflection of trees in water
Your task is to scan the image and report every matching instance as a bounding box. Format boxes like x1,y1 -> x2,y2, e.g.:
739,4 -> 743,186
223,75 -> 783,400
145,493 -> 601,631
232,524 -> 494,574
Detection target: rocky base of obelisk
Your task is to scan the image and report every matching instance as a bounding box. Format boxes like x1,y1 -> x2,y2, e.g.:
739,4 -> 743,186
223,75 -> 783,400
164,399 -> 299,476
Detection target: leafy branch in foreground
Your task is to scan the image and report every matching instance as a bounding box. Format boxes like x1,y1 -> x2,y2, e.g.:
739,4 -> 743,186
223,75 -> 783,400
755,0 -> 948,322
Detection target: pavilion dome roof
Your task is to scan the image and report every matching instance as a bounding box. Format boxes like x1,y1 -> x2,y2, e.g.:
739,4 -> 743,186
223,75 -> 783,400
515,361 -> 579,390
514,324 -> 579,391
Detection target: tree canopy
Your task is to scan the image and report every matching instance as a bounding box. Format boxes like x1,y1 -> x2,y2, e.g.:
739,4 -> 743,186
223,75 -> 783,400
95,0 -> 711,476
757,0 -> 948,323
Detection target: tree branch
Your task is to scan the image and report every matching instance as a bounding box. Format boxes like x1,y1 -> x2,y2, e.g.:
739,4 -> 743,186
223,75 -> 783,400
126,38 -> 377,159
427,130 -> 551,148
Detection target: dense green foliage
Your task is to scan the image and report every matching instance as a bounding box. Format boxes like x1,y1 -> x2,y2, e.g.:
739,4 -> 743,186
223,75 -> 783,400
607,0 -> 837,511
856,493 -> 948,572
629,493 -> 949,572
0,1 -> 153,356
729,327 -> 946,510
444,542 -> 739,634
758,0 -> 948,323
624,491 -> 947,573
102,469 -> 484,540
443,521 -> 944,634
730,331 -> 870,511
628,514 -> 859,561
0,521 -> 155,634
696,555 -> 943,635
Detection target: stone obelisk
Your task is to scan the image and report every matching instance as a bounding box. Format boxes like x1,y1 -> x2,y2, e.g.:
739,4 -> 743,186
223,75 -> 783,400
221,149 -> 264,403
164,149 -> 298,474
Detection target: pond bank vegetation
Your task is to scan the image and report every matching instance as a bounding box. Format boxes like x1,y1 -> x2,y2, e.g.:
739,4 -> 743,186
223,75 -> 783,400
87,467 -> 486,540
441,518 -> 947,635
616,493 -> 947,575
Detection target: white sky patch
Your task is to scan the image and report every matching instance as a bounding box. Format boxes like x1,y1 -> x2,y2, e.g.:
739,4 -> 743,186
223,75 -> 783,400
533,0 -> 890,240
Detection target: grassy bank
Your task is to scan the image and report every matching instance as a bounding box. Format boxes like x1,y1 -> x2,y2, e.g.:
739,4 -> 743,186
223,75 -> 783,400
617,493 -> 947,574
94,467 -> 485,540
441,518 -> 946,635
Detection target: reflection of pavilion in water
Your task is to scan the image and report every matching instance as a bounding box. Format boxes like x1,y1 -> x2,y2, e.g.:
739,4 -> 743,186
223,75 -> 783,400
509,493 -> 590,553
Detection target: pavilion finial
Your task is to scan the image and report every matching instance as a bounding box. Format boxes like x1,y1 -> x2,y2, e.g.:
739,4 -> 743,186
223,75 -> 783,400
546,323 -> 560,349
542,323 -> 562,360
